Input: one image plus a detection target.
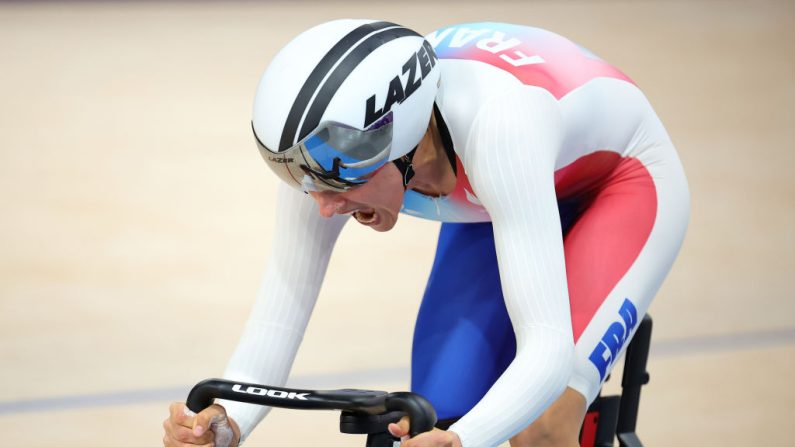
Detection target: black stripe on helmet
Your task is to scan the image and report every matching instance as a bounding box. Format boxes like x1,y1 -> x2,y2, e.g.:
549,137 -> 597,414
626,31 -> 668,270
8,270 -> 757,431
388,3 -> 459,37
297,26 -> 421,143
278,21 -> 396,151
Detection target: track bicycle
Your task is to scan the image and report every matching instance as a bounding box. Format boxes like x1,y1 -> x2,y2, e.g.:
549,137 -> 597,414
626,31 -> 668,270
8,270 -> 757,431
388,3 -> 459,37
186,314 -> 653,447
577,314 -> 653,447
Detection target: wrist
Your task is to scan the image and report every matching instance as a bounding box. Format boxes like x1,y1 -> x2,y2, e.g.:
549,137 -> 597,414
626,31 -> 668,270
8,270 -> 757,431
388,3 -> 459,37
229,417 -> 242,446
448,429 -> 463,447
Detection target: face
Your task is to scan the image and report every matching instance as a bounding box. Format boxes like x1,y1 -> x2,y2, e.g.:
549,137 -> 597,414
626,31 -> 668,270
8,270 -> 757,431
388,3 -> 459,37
308,162 -> 405,232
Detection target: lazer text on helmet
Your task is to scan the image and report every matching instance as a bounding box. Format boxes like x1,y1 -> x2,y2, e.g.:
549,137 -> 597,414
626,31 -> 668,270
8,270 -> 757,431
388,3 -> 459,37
364,40 -> 438,128
232,384 -> 310,400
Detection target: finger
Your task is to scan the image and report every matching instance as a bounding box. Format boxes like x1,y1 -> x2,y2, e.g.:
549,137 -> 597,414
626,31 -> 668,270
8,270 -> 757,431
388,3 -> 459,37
193,404 -> 228,437
387,423 -> 403,438
163,414 -> 215,445
168,422 -> 215,445
162,434 -> 214,447
388,415 -> 411,438
169,402 -> 194,429
399,415 -> 410,434
401,430 -> 438,447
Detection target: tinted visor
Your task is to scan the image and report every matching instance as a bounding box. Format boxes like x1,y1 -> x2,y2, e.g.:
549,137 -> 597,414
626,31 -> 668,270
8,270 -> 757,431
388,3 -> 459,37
254,113 -> 393,193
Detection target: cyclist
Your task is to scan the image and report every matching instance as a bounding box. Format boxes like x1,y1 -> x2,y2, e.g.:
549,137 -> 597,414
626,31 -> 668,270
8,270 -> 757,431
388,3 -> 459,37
163,20 -> 689,447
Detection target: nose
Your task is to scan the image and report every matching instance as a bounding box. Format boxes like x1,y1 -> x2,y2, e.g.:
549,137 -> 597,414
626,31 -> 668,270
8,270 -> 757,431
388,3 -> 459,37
308,190 -> 346,218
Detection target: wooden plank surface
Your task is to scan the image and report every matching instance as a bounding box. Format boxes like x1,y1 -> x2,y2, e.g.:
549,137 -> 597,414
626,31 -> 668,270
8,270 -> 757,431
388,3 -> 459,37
0,1 -> 792,446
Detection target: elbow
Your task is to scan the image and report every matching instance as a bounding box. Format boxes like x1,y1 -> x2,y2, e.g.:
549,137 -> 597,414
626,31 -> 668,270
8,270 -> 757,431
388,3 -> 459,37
539,342 -> 574,399
550,343 -> 575,395
516,326 -> 575,395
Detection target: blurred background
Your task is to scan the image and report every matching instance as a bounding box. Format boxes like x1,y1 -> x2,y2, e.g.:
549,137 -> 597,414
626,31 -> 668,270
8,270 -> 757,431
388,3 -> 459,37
0,1 -> 792,446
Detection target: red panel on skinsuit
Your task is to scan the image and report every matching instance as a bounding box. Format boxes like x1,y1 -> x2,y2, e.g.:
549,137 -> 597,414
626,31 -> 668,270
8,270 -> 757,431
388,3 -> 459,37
554,153 -> 658,342
555,151 -> 621,198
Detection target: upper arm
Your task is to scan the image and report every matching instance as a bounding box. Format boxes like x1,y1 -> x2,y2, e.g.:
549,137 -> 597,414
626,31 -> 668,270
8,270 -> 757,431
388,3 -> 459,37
461,87 -> 572,335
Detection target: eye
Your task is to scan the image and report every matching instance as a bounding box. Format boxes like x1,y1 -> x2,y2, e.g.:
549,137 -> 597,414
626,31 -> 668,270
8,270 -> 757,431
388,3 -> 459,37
362,165 -> 386,180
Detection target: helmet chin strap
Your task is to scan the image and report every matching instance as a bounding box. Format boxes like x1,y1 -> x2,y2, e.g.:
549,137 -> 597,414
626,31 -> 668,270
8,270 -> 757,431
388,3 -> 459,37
392,146 -> 418,189
392,104 -> 454,192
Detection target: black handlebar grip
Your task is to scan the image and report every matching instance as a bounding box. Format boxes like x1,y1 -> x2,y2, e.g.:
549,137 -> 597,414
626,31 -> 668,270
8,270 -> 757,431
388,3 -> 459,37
186,378 -> 230,413
384,392 -> 437,438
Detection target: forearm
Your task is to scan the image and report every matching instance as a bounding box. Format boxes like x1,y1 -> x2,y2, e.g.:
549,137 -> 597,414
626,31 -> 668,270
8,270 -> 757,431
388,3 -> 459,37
448,326 -> 573,446
219,289 -> 309,439
219,184 -> 348,441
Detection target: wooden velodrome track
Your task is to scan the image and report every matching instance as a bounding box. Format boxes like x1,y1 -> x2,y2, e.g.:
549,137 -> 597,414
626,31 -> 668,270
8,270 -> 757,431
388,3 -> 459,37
0,1 -> 792,446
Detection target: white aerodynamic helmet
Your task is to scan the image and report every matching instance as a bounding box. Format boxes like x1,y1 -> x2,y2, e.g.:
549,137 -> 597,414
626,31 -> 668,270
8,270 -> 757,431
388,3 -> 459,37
252,19 -> 440,192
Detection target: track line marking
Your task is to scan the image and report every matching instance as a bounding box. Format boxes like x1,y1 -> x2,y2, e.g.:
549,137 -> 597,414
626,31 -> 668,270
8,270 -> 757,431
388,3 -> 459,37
1,329 -> 793,415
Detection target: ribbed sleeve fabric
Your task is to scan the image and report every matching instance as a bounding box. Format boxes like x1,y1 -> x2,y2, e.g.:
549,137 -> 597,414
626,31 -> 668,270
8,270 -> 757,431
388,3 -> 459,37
447,87 -> 575,447
220,183 -> 348,443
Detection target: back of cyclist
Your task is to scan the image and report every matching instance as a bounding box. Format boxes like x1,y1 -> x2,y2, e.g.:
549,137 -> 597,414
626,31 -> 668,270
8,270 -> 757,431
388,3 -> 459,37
163,20 -> 689,447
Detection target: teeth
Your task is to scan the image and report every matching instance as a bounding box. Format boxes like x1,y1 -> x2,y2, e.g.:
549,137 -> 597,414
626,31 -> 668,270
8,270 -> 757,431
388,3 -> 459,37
354,210 -> 376,224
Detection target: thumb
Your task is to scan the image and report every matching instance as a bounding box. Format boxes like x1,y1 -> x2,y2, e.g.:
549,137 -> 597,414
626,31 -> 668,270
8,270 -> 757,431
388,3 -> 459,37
388,416 -> 410,438
192,403 -> 227,437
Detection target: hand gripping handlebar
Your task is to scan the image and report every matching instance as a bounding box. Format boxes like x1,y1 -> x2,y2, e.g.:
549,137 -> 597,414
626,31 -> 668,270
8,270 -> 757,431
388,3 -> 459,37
186,378 -> 437,439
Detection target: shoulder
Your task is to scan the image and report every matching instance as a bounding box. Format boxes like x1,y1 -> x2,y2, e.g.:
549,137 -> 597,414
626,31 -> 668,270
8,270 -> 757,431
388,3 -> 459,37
425,22 -> 559,52
426,22 -> 635,100
464,87 -> 564,165
434,58 -> 525,146
438,80 -> 563,161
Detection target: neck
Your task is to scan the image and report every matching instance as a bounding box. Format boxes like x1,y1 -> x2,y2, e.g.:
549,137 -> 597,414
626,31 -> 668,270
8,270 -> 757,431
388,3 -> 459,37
407,112 -> 456,197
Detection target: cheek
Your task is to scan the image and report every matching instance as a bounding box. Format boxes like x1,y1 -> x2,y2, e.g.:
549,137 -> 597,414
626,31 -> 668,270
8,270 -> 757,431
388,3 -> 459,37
354,184 -> 402,214
354,163 -> 404,212
385,185 -> 404,214
376,166 -> 405,214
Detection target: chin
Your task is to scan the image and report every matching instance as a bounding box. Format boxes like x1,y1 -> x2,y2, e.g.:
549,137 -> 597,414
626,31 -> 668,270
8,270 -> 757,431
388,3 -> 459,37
372,214 -> 398,232
371,219 -> 397,232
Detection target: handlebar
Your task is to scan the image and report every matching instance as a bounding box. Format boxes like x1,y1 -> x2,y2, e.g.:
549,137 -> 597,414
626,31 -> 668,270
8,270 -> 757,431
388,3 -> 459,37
186,378 -> 437,439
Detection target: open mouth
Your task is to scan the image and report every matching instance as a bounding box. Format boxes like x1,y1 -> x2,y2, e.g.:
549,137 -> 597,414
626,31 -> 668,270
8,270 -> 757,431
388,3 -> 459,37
353,208 -> 377,224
